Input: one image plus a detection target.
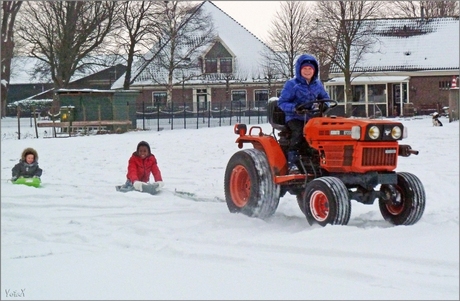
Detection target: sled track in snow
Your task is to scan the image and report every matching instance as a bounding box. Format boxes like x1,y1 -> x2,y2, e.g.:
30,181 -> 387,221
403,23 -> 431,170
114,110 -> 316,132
173,189 -> 225,203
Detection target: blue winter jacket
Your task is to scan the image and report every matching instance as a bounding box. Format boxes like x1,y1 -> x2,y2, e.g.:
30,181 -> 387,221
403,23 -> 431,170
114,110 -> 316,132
278,54 -> 330,123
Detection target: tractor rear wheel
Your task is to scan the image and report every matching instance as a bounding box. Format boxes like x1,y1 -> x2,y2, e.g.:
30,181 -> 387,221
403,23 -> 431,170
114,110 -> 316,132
302,177 -> 351,226
379,172 -> 426,225
224,149 -> 280,219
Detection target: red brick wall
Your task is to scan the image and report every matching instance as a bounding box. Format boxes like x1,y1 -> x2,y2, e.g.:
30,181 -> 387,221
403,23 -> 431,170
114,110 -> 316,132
410,76 -> 452,113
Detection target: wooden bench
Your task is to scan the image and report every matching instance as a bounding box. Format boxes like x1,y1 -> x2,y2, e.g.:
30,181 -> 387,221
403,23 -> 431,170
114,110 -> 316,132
37,120 -> 133,136
37,120 -> 132,128
418,104 -> 438,116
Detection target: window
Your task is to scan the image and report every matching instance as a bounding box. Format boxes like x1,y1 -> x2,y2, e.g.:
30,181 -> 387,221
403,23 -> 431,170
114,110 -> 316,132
152,92 -> 167,107
231,90 -> 246,107
205,58 -> 217,73
220,58 -> 233,73
352,85 -> 365,102
328,86 -> 344,103
254,90 -> 269,108
367,84 -> 386,103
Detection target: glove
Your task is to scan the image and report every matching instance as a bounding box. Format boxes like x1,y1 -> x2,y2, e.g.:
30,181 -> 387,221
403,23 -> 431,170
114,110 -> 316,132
295,104 -> 309,114
322,104 -> 329,112
156,181 -> 164,189
133,181 -> 144,192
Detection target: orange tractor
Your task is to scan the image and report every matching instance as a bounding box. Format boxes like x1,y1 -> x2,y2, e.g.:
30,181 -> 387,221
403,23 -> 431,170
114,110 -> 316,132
224,99 -> 426,226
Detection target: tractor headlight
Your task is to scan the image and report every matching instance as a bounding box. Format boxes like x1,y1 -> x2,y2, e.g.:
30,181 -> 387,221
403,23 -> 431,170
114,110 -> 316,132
391,126 -> 402,139
368,126 -> 380,140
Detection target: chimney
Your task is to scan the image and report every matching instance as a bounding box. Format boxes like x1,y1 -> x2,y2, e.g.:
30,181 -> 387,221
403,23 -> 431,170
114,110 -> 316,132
421,4 -> 425,20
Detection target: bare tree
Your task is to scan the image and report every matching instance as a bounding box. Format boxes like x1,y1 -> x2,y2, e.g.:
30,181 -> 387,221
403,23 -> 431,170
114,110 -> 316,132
132,1 -> 215,107
15,1 -> 118,90
258,48 -> 285,97
1,1 -> 22,117
312,1 -> 385,116
387,1 -> 459,18
265,1 -> 313,79
112,1 -> 164,90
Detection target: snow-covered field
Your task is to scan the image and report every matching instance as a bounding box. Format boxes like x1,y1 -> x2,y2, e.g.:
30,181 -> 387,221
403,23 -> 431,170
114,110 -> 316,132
1,115 -> 458,300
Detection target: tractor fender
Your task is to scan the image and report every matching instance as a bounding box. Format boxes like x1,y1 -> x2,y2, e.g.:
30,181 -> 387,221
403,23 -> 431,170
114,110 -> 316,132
235,135 -> 287,176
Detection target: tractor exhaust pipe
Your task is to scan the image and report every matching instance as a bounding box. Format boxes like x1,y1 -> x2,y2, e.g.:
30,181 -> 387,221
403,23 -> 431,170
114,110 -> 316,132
399,144 -> 419,157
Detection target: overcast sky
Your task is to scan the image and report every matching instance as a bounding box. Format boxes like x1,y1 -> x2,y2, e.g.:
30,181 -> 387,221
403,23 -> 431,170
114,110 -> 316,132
212,1 -> 283,41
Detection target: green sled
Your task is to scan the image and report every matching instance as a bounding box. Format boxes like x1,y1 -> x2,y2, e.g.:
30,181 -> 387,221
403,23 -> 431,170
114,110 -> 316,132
13,177 -> 41,188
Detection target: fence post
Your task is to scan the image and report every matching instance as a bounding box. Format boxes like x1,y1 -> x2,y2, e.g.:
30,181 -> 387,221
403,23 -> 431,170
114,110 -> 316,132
219,101 -> 222,126
183,102 -> 186,129
141,101 -> 145,130
207,102 -> 211,127
156,105 -> 160,131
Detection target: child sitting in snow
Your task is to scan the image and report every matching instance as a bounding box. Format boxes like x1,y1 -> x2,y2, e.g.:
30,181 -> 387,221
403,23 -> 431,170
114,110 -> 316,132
11,147 -> 43,181
122,141 -> 164,193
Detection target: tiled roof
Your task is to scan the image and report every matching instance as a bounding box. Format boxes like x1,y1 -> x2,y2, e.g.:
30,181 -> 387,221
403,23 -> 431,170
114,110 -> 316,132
330,17 -> 459,74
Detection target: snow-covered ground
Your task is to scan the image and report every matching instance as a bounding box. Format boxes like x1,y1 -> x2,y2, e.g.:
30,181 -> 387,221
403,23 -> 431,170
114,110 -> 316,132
1,115 -> 458,300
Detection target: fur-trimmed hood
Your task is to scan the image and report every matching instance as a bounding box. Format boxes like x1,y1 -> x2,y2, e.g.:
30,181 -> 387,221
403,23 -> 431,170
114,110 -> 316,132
21,147 -> 39,162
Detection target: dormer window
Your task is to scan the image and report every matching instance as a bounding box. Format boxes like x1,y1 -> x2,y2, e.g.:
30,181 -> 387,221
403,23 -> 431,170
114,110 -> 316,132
203,39 -> 235,74
205,58 -> 218,73
220,58 -> 232,73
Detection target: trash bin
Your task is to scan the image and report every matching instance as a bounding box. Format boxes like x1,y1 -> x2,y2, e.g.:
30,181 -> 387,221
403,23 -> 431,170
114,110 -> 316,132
60,106 -> 75,122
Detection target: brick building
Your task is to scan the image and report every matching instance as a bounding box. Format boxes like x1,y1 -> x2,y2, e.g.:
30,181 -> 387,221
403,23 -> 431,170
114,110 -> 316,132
111,1 -> 286,114
325,17 -> 459,117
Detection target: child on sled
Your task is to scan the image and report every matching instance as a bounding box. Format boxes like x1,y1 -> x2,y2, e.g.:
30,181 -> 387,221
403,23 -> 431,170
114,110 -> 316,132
119,141 -> 164,194
11,147 -> 43,181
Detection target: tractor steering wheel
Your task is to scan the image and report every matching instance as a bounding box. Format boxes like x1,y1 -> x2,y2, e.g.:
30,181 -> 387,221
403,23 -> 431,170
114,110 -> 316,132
296,99 -> 338,117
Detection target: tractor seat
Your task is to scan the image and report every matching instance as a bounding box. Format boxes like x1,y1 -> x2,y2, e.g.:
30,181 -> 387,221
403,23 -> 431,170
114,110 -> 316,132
267,98 -> 287,131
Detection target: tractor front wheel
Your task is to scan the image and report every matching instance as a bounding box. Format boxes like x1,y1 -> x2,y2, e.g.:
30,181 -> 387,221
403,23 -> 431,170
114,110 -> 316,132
379,172 -> 426,225
302,177 -> 351,226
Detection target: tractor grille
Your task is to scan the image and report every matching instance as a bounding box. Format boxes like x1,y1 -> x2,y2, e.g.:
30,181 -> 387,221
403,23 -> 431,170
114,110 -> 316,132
362,147 -> 397,166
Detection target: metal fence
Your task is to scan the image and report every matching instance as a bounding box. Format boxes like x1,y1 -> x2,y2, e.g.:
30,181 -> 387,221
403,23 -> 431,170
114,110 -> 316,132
136,106 -> 269,131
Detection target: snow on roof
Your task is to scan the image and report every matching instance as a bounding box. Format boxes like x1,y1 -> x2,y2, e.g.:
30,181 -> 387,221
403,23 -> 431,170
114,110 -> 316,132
9,56 -> 125,85
113,0 -> 276,89
330,17 -> 459,74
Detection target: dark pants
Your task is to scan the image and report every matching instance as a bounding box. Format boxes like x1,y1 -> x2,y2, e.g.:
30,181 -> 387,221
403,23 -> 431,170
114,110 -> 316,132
287,119 -> 309,152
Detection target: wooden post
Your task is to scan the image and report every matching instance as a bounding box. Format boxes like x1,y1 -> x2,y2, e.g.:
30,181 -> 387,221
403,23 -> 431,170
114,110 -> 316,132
17,106 -> 21,140
98,105 -> 101,132
82,104 -> 87,135
126,101 -> 130,131
32,106 -> 39,138
67,108 -> 71,137
51,111 -> 57,138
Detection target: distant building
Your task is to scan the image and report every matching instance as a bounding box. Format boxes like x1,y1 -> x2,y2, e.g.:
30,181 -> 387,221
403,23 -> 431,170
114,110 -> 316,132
325,17 -> 459,117
6,59 -> 126,116
111,1 -> 286,114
